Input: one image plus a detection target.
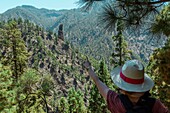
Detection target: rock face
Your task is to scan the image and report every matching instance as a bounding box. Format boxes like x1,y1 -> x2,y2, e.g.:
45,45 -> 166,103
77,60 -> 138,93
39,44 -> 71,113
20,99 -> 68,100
58,24 -> 64,41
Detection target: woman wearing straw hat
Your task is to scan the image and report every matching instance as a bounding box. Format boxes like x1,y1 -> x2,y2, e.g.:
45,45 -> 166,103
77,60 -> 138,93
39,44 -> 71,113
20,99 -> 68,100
83,59 -> 169,113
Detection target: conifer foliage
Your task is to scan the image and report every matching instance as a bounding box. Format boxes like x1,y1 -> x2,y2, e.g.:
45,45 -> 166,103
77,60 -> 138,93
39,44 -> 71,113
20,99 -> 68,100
0,19 -> 57,113
58,88 -> 87,113
147,4 -> 170,108
0,64 -> 17,112
88,59 -> 115,113
152,3 -> 170,36
148,38 -> 170,108
78,0 -> 170,27
0,20 -> 29,81
111,20 -> 131,66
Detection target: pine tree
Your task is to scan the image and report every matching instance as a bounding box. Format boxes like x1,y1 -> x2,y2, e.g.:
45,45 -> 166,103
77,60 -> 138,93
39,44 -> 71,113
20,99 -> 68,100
0,19 -> 29,81
0,19 -> 59,113
58,88 -> 87,113
88,59 -> 117,113
0,63 -> 17,112
151,3 -> 170,36
78,0 -> 170,28
147,38 -> 170,108
88,84 -> 108,113
147,4 -> 170,108
111,20 -> 131,67
58,97 -> 69,113
67,88 -> 87,113
17,69 -> 56,113
98,59 -> 116,90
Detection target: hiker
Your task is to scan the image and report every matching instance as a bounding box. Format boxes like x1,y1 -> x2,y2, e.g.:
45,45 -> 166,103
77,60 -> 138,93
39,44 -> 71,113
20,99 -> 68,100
83,59 -> 169,113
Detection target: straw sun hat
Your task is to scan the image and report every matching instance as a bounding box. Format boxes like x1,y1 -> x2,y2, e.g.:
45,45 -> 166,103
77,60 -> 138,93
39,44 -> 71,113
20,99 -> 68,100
111,60 -> 154,92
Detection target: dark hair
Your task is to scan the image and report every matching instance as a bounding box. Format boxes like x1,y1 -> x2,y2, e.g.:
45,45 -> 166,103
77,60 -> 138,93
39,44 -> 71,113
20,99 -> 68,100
141,91 -> 151,99
118,88 -> 151,98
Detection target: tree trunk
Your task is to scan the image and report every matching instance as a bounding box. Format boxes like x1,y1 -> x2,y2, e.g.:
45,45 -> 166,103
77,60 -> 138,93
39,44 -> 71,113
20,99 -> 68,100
119,31 -> 122,66
12,36 -> 18,81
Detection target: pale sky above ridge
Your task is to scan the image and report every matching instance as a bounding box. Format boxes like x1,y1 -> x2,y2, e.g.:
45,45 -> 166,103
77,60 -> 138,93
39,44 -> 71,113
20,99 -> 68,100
0,0 -> 79,13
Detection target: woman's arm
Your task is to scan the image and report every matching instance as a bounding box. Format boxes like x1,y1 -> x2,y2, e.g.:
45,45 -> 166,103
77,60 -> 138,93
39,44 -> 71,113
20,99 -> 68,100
84,61 -> 110,100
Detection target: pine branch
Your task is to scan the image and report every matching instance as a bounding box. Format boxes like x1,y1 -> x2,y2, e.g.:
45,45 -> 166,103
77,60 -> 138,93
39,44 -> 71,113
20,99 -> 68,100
118,0 -> 170,5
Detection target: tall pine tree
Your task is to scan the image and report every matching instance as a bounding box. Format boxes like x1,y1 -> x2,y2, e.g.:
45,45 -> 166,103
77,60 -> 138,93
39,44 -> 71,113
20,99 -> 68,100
58,88 -> 87,113
88,59 -> 116,113
0,63 -> 17,112
147,39 -> 170,108
147,4 -> 170,108
0,19 -> 29,81
111,20 -> 131,67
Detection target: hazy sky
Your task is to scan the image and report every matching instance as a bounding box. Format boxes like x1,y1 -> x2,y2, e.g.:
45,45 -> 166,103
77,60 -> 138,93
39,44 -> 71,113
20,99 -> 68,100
0,0 -> 79,13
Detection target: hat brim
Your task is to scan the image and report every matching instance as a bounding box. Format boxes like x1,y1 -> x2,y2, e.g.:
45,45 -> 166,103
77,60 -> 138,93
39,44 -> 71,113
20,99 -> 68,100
110,66 -> 154,92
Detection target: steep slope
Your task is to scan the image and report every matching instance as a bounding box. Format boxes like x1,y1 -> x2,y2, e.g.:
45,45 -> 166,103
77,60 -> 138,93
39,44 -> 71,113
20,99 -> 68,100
51,8 -> 114,60
0,19 -> 90,98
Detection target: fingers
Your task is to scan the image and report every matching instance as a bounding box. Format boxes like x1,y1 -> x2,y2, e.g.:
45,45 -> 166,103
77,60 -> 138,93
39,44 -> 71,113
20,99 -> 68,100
84,61 -> 90,68
86,56 -> 89,62
86,56 -> 91,65
82,56 -> 91,69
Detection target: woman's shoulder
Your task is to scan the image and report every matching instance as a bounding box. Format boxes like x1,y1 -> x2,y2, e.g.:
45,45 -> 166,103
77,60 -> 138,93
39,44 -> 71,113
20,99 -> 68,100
107,90 -> 120,101
107,90 -> 126,113
152,99 -> 169,113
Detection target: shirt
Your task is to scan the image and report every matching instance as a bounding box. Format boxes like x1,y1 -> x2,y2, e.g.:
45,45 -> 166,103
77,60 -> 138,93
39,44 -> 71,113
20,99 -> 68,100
107,90 -> 169,113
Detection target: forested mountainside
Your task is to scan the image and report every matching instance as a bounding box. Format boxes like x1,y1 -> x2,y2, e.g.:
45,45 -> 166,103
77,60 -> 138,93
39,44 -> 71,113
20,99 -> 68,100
0,19 -> 97,112
0,18 -> 91,94
0,5 -> 167,63
0,18 -> 122,112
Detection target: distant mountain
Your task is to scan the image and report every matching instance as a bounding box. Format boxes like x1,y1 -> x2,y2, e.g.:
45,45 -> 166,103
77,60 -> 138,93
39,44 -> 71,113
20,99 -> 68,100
0,5 -> 167,64
0,5 -> 68,28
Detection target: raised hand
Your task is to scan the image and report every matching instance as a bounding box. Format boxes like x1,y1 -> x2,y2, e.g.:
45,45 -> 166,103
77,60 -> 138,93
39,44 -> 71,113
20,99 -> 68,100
83,56 -> 91,70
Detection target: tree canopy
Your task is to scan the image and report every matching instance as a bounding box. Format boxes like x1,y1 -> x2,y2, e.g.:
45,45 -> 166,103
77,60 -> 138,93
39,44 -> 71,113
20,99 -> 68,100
78,0 -> 170,31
